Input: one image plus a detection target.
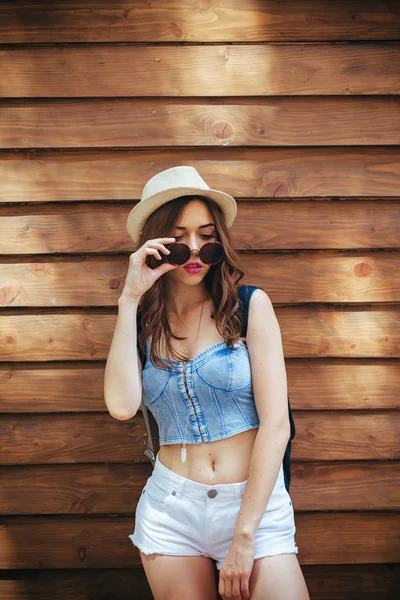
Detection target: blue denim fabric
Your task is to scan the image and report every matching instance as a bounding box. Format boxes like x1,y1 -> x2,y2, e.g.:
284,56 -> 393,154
142,337 -> 260,445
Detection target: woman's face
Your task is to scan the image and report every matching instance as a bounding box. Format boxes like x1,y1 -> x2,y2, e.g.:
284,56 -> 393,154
165,199 -> 218,285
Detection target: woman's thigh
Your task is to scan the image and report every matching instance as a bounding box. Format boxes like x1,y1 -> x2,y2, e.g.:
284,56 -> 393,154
140,551 -> 217,600
249,553 -> 310,600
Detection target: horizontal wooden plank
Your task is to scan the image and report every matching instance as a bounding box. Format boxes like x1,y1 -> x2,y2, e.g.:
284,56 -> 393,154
0,462 -> 150,515
0,565 -> 399,600
1,148 -> 399,201
1,44 -> 399,97
0,412 -> 398,465
1,461 -> 399,514
1,359 -> 399,413
0,413 -> 148,465
1,200 -> 400,254
1,97 -> 399,148
0,569 -> 153,600
1,251 -> 400,307
0,513 -> 399,568
1,307 -> 399,361
1,1 -> 400,43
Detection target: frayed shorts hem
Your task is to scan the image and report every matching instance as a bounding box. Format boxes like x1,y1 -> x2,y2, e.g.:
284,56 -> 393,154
129,535 -> 210,560
253,546 -> 299,562
133,547 -> 206,560
130,535 -> 299,570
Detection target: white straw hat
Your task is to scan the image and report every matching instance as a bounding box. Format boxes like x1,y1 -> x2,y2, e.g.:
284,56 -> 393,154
127,165 -> 237,244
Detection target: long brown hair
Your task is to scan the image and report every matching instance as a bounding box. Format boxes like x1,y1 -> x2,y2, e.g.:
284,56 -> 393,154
136,195 -> 245,370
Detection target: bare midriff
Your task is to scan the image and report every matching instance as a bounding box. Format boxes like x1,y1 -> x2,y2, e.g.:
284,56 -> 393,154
158,427 -> 259,485
156,297 -> 258,484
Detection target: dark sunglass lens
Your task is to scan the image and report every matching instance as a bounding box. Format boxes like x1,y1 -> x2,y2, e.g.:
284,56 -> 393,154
199,242 -> 224,264
166,242 -> 191,265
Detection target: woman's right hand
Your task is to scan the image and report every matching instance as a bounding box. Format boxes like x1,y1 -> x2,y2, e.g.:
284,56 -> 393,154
120,237 -> 178,302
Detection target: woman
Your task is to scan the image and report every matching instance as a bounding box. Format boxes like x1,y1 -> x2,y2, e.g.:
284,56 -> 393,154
104,166 -> 310,600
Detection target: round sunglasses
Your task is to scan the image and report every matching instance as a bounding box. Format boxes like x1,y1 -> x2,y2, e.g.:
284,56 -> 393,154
163,240 -> 224,265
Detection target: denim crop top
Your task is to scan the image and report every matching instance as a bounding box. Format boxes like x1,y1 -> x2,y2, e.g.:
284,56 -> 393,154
141,336 -> 260,445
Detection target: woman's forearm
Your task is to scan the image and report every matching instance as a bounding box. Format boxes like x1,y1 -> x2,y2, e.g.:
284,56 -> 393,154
104,294 -> 142,420
233,423 -> 291,541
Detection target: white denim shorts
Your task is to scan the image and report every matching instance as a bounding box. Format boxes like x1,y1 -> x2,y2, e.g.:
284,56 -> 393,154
129,453 -> 298,570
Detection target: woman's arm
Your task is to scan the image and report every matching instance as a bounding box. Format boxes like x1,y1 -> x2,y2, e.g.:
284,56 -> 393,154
234,288 -> 291,539
103,294 -> 143,420
218,289 -> 292,598
233,426 -> 290,540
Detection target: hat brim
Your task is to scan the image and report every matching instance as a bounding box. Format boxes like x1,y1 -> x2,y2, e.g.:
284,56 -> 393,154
127,187 -> 237,244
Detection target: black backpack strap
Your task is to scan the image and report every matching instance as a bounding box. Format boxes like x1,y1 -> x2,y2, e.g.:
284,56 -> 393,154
237,285 -> 295,493
237,284 -> 262,338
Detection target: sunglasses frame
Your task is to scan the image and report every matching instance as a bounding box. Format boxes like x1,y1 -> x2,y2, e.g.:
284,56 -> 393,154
164,240 -> 224,266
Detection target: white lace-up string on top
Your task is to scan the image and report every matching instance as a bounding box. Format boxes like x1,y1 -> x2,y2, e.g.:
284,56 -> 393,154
166,297 -> 206,463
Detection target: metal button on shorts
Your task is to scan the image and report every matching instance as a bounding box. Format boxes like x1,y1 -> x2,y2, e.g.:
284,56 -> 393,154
207,489 -> 218,498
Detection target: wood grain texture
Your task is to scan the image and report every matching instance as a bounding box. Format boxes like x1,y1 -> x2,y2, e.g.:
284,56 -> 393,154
1,97 -> 399,148
1,1 -> 399,42
0,565 -> 398,600
1,462 -> 399,514
0,569 -> 154,600
1,148 -> 399,201
1,43 -> 399,97
1,360 -> 399,412
0,513 -> 399,568
1,200 -> 399,254
0,411 -> 398,465
1,0 -> 399,593
0,358 -> 400,413
1,307 -> 399,361
0,413 -> 148,465
1,251 -> 400,307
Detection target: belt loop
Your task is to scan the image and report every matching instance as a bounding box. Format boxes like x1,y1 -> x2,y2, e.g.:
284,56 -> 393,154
175,477 -> 185,497
180,477 -> 186,494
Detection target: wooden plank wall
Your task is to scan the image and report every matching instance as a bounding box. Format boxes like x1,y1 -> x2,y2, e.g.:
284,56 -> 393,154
0,1 -> 399,598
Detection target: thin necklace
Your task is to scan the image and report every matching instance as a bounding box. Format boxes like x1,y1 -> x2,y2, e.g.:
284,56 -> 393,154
167,297 -> 206,464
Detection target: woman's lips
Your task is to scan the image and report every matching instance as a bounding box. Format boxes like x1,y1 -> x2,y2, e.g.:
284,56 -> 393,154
184,264 -> 202,273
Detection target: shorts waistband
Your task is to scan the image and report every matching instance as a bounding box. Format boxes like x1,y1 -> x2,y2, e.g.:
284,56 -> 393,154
153,452 -> 247,501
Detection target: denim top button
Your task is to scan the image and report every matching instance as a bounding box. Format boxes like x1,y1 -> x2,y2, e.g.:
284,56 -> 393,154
207,489 -> 218,498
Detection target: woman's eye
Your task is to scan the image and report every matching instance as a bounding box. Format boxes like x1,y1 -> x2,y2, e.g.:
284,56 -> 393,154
173,234 -> 214,241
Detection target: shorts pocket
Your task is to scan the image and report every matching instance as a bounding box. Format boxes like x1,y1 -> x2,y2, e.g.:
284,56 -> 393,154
144,477 -> 170,510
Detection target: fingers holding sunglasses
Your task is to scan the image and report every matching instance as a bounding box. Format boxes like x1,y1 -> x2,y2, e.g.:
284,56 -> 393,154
146,247 -> 165,261
143,238 -> 175,260
119,238 -> 177,302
